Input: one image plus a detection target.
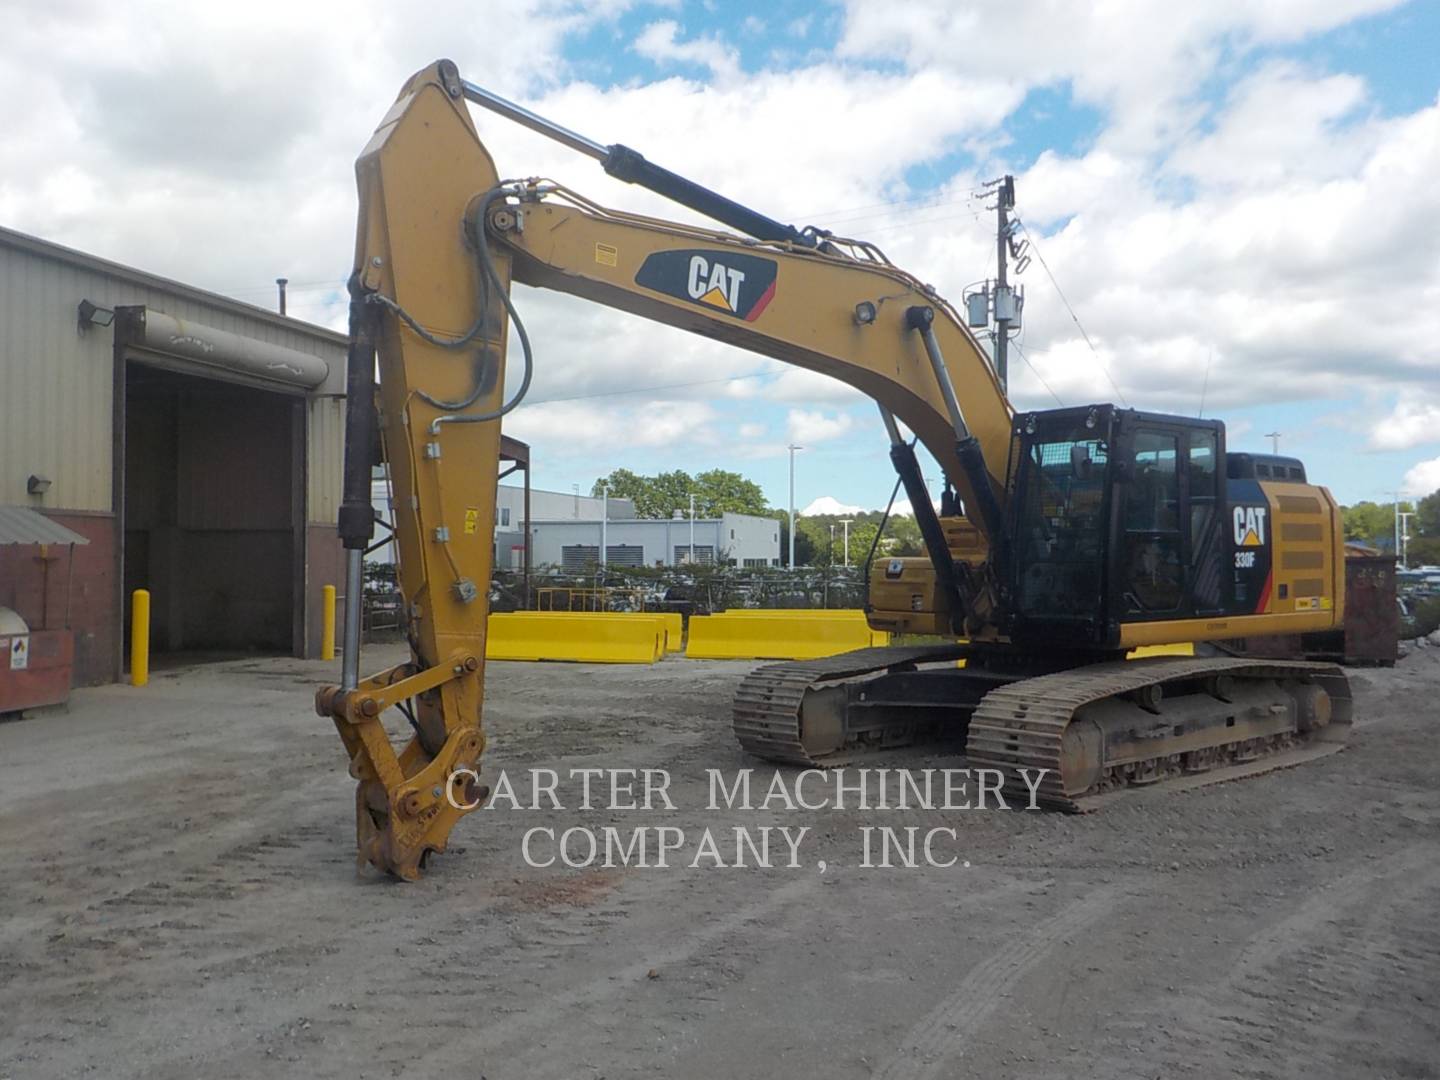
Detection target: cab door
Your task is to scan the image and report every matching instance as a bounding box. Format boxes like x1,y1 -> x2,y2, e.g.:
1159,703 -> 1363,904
1117,428 -> 1186,619
1185,426 -> 1227,615
1114,420 -> 1227,622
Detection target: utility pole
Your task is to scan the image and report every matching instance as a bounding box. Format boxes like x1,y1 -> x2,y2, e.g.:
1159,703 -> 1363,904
689,492 -> 696,565
787,444 -> 802,569
1400,510 -> 1414,568
994,175 -> 1015,392
829,523 -> 836,565
841,519 -> 853,567
1266,431 -> 1282,454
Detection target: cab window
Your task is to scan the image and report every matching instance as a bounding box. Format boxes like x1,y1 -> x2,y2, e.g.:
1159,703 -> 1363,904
1123,432 -> 1182,612
1188,429 -> 1223,612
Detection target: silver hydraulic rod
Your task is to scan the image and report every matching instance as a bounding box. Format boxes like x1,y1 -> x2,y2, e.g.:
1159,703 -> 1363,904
905,306 -> 1005,545
878,404 -> 904,446
920,324 -> 972,440
340,548 -> 364,691
907,308 -> 972,440
460,80 -> 608,161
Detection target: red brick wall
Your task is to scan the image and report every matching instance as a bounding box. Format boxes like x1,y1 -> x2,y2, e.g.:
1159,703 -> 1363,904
0,511 -> 117,686
0,517 -> 349,681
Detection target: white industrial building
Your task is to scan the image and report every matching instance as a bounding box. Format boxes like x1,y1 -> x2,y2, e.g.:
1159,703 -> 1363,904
530,513 -> 780,570
369,476 -> 777,571
368,478 -> 636,570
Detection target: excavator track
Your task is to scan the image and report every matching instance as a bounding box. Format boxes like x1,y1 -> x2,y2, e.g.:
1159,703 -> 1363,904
734,652 -> 1352,810
732,644 -> 971,766
965,656 -> 1353,811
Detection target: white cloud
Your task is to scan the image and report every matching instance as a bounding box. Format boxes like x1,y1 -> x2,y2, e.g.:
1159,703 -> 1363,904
1368,395 -> 1440,452
890,496 -> 940,518
1164,62 -> 1374,188
835,0 -> 1405,150
504,400 -> 720,455
726,368 -> 866,406
1403,457 -> 1440,497
633,20 -> 740,80
786,409 -> 856,445
801,496 -> 865,516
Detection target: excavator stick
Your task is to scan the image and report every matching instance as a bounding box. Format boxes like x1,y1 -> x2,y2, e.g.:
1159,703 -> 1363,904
316,61 -> 514,878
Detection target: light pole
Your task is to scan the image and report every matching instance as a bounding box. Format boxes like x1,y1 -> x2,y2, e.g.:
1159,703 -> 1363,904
689,492 -> 696,565
829,523 -> 836,565
841,519 -> 853,567
1392,491 -> 1402,566
787,444 -> 803,568
1400,510 -> 1415,568
599,480 -> 608,573
1265,431 -> 1281,454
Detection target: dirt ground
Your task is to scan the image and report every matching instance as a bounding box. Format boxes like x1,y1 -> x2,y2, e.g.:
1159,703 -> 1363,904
2,643 -> 1438,1080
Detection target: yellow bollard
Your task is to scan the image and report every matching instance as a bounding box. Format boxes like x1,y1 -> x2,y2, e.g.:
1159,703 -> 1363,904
321,584 -> 337,661
130,588 -> 150,687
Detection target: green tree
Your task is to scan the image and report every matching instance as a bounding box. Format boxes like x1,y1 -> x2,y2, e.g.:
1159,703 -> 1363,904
693,469 -> 768,516
1342,500 -> 1403,546
796,516 -> 834,565
1409,536 -> 1440,567
771,509 -> 818,566
591,467 -> 649,510
845,521 -> 880,567
884,513 -> 925,557
591,467 -> 768,519
1417,490 -> 1440,539
592,468 -> 693,518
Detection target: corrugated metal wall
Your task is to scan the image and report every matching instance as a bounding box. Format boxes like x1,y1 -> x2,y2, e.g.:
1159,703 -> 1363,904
0,233 -> 346,524
307,397 -> 345,525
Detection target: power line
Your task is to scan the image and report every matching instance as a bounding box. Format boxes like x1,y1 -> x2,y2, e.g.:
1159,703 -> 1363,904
796,185 -> 992,230
517,368 -> 775,407
1011,214 -> 1128,407
218,276 -> 346,297
1009,340 -> 1065,407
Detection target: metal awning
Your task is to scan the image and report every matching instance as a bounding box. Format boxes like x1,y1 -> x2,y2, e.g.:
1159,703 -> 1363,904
0,506 -> 92,546
117,306 -> 333,393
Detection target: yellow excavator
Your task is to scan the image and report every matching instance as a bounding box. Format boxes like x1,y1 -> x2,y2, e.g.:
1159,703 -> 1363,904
316,61 -> 1352,880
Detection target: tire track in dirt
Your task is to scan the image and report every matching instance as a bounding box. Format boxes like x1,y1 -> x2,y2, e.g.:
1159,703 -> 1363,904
1098,841 -> 1440,1079
872,883 -> 1132,1080
403,873 -> 821,1075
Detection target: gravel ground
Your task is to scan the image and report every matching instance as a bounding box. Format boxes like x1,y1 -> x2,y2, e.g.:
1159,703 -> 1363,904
2,645 -> 1438,1079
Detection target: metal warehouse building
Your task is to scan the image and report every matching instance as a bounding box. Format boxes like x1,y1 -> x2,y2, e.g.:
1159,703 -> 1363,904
531,513 -> 780,570
0,226 -> 347,685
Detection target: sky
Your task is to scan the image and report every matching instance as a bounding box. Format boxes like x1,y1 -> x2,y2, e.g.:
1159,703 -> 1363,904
3,0 -> 1438,512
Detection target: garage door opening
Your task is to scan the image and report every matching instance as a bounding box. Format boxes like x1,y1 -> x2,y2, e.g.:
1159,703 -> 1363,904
122,362 -> 303,662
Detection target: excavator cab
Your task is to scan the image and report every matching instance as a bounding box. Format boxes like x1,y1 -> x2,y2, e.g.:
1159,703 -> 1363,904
1004,404 -> 1232,651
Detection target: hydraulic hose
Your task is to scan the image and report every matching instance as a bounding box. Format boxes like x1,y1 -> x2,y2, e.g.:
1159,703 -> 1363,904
367,185 -> 535,431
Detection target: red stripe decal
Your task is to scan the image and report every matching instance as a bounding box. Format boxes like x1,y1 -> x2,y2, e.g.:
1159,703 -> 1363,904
744,280 -> 776,322
1256,568 -> 1273,614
